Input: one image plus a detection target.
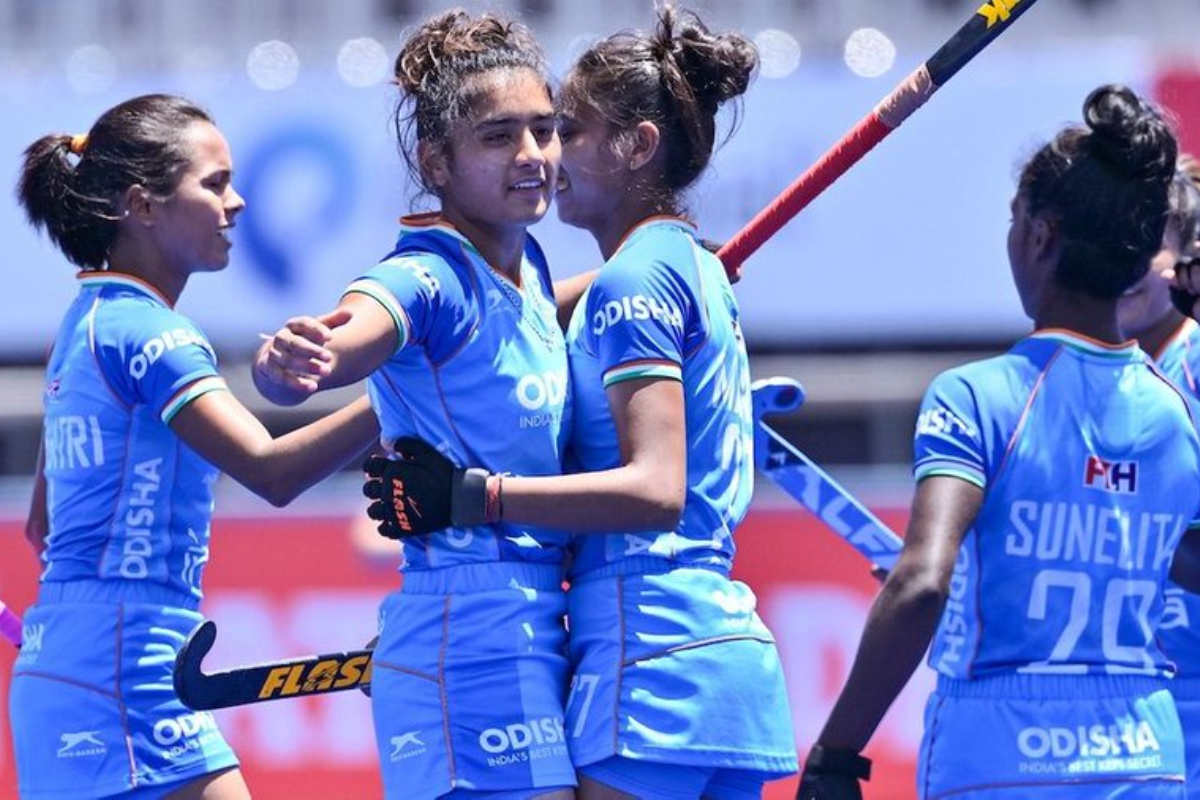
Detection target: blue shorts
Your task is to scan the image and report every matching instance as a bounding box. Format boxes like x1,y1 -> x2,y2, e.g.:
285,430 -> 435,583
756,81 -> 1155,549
371,561 -> 576,799
8,581 -> 238,799
564,563 -> 797,778
580,755 -> 766,800
919,673 -> 1187,799
1169,677 -> 1200,799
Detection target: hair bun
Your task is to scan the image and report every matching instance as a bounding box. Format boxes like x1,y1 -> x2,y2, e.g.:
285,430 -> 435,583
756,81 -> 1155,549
1083,84 -> 1176,182
655,6 -> 757,110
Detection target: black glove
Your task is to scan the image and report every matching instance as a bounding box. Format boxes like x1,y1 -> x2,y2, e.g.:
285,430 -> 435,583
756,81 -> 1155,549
1170,256 -> 1200,318
796,746 -> 871,800
362,437 -> 491,539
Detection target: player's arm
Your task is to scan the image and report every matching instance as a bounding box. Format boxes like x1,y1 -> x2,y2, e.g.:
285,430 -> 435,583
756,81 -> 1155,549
171,391 -> 380,507
501,376 -> 687,531
25,442 -> 48,556
253,295 -> 397,406
365,376 -> 686,536
552,270 -> 598,331
811,475 -> 981,752
1170,527 -> 1200,594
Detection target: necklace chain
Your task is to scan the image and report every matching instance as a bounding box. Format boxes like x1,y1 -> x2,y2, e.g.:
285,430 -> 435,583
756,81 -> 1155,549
485,265 -> 561,351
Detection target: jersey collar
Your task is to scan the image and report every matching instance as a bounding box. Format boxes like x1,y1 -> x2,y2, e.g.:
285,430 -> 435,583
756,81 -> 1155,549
612,215 -> 697,259
77,271 -> 173,308
1029,328 -> 1141,358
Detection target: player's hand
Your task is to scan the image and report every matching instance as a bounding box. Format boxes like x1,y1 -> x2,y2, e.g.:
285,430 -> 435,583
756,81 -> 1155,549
253,309 -> 350,402
1168,256 -> 1200,319
362,437 -> 491,539
796,746 -> 871,800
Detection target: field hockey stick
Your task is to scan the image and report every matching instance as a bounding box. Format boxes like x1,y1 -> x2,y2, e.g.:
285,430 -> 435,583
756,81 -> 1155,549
0,599 -> 22,647
752,377 -> 904,570
719,0 -> 1041,277
174,620 -> 374,710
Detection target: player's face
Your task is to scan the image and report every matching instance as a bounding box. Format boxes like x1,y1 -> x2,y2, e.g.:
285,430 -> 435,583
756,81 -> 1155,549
433,69 -> 559,231
555,105 -> 627,235
151,121 -> 244,275
1117,218 -> 1187,337
1007,191 -> 1050,319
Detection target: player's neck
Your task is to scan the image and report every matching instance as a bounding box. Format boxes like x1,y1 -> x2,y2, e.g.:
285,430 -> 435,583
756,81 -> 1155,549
106,239 -> 187,306
442,211 -> 526,282
595,201 -> 676,261
1134,310 -> 1188,359
1036,295 -> 1124,345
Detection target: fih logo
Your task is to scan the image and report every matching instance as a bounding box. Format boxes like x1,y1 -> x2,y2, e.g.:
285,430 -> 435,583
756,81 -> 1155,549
1083,455 -> 1138,494
57,731 -> 106,758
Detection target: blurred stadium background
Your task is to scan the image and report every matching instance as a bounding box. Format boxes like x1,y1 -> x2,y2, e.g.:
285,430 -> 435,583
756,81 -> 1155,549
1,1 -> 1199,797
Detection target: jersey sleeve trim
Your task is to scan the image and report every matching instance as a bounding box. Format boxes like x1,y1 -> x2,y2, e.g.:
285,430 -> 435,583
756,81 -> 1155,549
344,279 -> 411,354
602,359 -> 682,388
915,463 -> 986,489
161,376 -> 229,424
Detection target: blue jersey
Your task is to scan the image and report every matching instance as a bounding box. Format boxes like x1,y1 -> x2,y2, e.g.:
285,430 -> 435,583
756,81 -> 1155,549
565,217 -> 753,578
345,215 -> 571,571
40,273 -> 226,603
1150,318 -> 1200,677
917,330 -> 1200,679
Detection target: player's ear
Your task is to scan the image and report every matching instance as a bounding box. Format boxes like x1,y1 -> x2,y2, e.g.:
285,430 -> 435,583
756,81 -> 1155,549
120,185 -> 155,226
419,141 -> 450,189
1029,213 -> 1058,262
628,121 -> 660,173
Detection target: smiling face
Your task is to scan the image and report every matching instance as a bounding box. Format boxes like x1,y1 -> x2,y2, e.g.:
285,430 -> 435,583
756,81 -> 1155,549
428,68 -> 559,234
149,120 -> 244,275
554,105 -> 627,236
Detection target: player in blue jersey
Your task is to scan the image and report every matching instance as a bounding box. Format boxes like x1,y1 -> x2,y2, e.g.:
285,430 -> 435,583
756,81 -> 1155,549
1119,156 -> 1200,799
360,7 -> 798,799
10,94 -> 380,799
795,85 -> 1200,800
251,11 -> 588,800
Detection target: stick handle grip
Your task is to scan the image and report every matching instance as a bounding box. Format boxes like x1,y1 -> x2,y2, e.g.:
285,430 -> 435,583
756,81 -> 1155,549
0,601 -> 22,647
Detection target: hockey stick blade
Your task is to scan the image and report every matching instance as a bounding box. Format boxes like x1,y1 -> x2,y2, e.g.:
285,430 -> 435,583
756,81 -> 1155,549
752,377 -> 904,570
174,620 -> 373,710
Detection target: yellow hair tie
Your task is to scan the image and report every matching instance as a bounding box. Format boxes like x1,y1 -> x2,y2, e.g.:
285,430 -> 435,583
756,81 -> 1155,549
69,133 -> 89,156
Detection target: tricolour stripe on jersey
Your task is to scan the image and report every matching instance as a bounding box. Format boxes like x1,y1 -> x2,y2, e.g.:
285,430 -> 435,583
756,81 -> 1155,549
602,359 -> 681,388
78,271 -> 173,307
343,280 -> 412,354
914,461 -> 986,488
161,376 -> 229,424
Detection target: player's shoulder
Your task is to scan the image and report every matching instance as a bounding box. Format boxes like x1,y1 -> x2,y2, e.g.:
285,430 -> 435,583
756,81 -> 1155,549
929,350 -> 1026,395
92,290 -> 203,348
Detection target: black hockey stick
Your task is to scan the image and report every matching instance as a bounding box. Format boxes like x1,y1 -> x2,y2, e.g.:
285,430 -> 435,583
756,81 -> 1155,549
719,0 -> 1042,276
174,620 -> 374,711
